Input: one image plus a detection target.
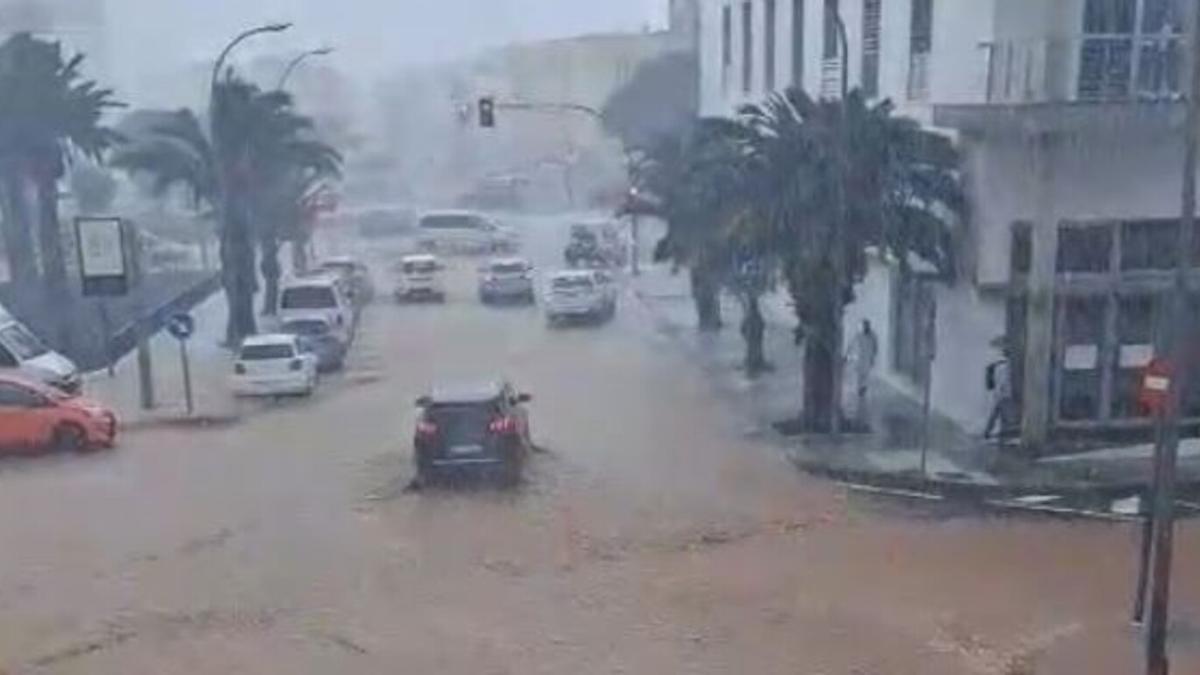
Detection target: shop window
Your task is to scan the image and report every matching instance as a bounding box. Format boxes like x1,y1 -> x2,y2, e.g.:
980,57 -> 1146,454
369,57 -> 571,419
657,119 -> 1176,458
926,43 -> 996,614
1112,295 -> 1161,418
1121,219 -> 1179,270
1059,296 -> 1106,421
1057,224 -> 1112,273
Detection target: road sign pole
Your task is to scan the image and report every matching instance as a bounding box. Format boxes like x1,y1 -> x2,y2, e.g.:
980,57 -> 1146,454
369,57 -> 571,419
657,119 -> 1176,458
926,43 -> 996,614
179,338 -> 194,416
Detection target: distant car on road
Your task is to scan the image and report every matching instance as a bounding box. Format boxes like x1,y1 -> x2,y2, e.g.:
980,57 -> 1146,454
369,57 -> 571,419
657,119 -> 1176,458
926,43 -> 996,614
478,257 -> 535,304
231,334 -> 319,398
565,221 -> 626,269
394,254 -> 447,303
0,374 -> 115,453
413,380 -> 534,486
317,257 -> 375,306
280,318 -> 346,373
416,210 -> 518,255
354,206 -> 416,239
544,269 -> 617,326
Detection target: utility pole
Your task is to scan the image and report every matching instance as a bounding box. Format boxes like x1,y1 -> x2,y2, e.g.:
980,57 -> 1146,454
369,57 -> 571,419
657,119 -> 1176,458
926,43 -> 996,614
1145,4 -> 1200,674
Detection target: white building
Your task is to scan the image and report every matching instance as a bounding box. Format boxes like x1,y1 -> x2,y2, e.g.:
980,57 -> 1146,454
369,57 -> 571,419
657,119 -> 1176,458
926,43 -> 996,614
699,0 -> 1196,446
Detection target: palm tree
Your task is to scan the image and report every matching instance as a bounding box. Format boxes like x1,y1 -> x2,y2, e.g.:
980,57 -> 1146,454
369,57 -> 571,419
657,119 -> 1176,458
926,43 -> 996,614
239,87 -> 341,315
0,33 -> 122,293
738,87 -> 965,431
636,119 -> 751,333
114,77 -> 340,341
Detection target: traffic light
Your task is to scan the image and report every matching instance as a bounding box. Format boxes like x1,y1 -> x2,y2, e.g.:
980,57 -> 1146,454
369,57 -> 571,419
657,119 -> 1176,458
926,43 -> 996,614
478,96 -> 495,128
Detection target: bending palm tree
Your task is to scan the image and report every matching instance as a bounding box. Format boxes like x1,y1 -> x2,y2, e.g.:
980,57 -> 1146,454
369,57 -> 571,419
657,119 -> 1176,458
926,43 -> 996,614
738,87 -> 964,431
0,32 -> 122,301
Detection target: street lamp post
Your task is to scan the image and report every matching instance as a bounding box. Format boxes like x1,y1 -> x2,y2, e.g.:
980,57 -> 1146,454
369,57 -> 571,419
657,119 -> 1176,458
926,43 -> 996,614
277,47 -> 334,90
210,23 -> 292,103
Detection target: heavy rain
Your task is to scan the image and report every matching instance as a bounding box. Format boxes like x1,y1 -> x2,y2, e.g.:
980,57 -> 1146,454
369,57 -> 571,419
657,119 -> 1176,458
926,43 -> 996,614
0,0 -> 1198,674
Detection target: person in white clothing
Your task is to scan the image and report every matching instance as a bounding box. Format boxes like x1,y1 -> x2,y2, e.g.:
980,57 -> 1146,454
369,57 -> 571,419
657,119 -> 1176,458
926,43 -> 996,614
846,320 -> 879,421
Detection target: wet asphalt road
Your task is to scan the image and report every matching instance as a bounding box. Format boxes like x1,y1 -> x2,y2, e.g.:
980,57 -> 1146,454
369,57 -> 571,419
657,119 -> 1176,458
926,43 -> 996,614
0,215 -> 1198,674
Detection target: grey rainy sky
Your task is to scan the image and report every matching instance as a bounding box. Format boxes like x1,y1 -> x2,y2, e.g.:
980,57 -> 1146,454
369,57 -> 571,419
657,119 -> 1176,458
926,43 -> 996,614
104,0 -> 667,93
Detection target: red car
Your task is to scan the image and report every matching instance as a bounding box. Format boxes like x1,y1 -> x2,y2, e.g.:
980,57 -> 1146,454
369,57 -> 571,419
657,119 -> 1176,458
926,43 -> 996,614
0,375 -> 116,453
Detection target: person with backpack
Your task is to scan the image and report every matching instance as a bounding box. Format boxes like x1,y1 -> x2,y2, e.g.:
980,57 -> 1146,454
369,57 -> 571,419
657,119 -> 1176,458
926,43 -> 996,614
983,338 -> 1014,439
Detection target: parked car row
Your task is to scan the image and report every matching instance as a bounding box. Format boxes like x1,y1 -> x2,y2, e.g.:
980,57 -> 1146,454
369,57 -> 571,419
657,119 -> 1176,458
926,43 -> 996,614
232,256 -> 374,399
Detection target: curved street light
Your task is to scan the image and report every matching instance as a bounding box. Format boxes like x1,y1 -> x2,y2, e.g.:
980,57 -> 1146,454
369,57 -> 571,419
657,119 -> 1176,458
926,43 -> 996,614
277,47 -> 334,90
210,22 -> 292,96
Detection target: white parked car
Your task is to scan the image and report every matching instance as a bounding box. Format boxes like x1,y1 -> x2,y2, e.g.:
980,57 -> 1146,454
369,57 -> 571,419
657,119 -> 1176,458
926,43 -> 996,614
0,313 -> 80,393
394,254 -> 446,302
278,275 -> 353,342
230,334 -> 319,397
544,269 -> 617,325
478,257 -> 535,304
416,210 -> 518,254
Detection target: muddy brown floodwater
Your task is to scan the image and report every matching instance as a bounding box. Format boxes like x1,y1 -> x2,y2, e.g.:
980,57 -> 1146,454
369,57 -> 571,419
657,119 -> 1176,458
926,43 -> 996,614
0,219 -> 1195,674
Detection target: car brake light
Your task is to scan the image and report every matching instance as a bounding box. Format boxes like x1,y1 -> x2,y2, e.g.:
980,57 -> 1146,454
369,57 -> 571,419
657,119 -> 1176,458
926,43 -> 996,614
289,359 -> 304,371
416,420 -> 438,437
234,363 -> 246,375
488,416 -> 518,435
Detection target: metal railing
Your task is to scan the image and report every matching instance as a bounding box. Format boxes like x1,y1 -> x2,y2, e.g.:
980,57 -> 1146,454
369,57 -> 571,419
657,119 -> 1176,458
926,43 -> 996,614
981,34 -> 1186,105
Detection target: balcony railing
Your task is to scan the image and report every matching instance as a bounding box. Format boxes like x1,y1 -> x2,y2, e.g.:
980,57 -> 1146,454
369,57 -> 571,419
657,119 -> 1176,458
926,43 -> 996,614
981,34 -> 1186,105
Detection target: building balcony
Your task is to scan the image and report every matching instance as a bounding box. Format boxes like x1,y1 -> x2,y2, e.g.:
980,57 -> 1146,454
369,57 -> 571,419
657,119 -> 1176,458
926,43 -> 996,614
934,34 -> 1189,135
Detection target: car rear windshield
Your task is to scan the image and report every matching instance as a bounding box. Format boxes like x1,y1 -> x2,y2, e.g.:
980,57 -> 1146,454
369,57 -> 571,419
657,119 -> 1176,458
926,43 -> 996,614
428,403 -> 498,445
420,214 -> 481,230
281,286 -> 337,309
404,260 -> 439,274
552,277 -> 593,290
283,321 -> 331,337
240,344 -> 295,360
491,262 -> 526,274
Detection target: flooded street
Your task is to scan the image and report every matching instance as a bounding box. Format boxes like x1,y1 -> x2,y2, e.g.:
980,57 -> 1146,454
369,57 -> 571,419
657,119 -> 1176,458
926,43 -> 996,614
0,219 -> 1196,674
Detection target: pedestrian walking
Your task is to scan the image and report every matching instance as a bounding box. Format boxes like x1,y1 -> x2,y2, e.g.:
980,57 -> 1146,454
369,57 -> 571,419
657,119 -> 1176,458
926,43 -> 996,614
846,320 -> 879,422
983,338 -> 1014,439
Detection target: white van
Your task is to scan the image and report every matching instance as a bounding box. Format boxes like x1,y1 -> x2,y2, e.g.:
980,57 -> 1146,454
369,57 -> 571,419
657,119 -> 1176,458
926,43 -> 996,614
0,312 -> 81,393
278,276 -> 353,342
416,210 -> 518,254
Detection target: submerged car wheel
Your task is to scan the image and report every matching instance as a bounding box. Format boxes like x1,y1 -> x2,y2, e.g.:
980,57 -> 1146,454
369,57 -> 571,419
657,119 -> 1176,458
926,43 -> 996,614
52,423 -> 88,453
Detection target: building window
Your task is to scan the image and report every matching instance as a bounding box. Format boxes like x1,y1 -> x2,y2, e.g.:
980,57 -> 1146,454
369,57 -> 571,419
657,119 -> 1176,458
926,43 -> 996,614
822,0 -> 839,59
765,0 -> 777,90
742,2 -> 754,94
1121,219 -> 1179,270
1079,0 -> 1182,101
722,5 -> 733,93
907,0 -> 933,99
1058,296 -> 1106,421
792,0 -> 804,87
1056,224 -> 1113,274
861,0 -> 882,98
1011,221 -> 1032,277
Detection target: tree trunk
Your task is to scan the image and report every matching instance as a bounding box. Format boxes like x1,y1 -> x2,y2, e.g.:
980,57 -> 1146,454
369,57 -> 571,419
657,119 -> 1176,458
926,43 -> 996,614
221,194 -> 257,345
34,171 -> 73,354
741,294 -> 768,376
801,294 -> 838,433
0,167 -> 37,287
291,237 -> 309,275
259,234 -> 281,316
689,267 -> 722,332
35,173 -> 68,287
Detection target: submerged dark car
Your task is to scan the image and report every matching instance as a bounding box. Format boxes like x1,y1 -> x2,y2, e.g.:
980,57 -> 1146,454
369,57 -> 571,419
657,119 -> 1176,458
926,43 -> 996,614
281,319 -> 347,372
413,381 -> 533,486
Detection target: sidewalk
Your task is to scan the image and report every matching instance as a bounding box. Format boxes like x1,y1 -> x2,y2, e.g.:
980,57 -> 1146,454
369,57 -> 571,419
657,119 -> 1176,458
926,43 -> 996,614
632,263 -> 1200,498
83,291 -> 238,429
